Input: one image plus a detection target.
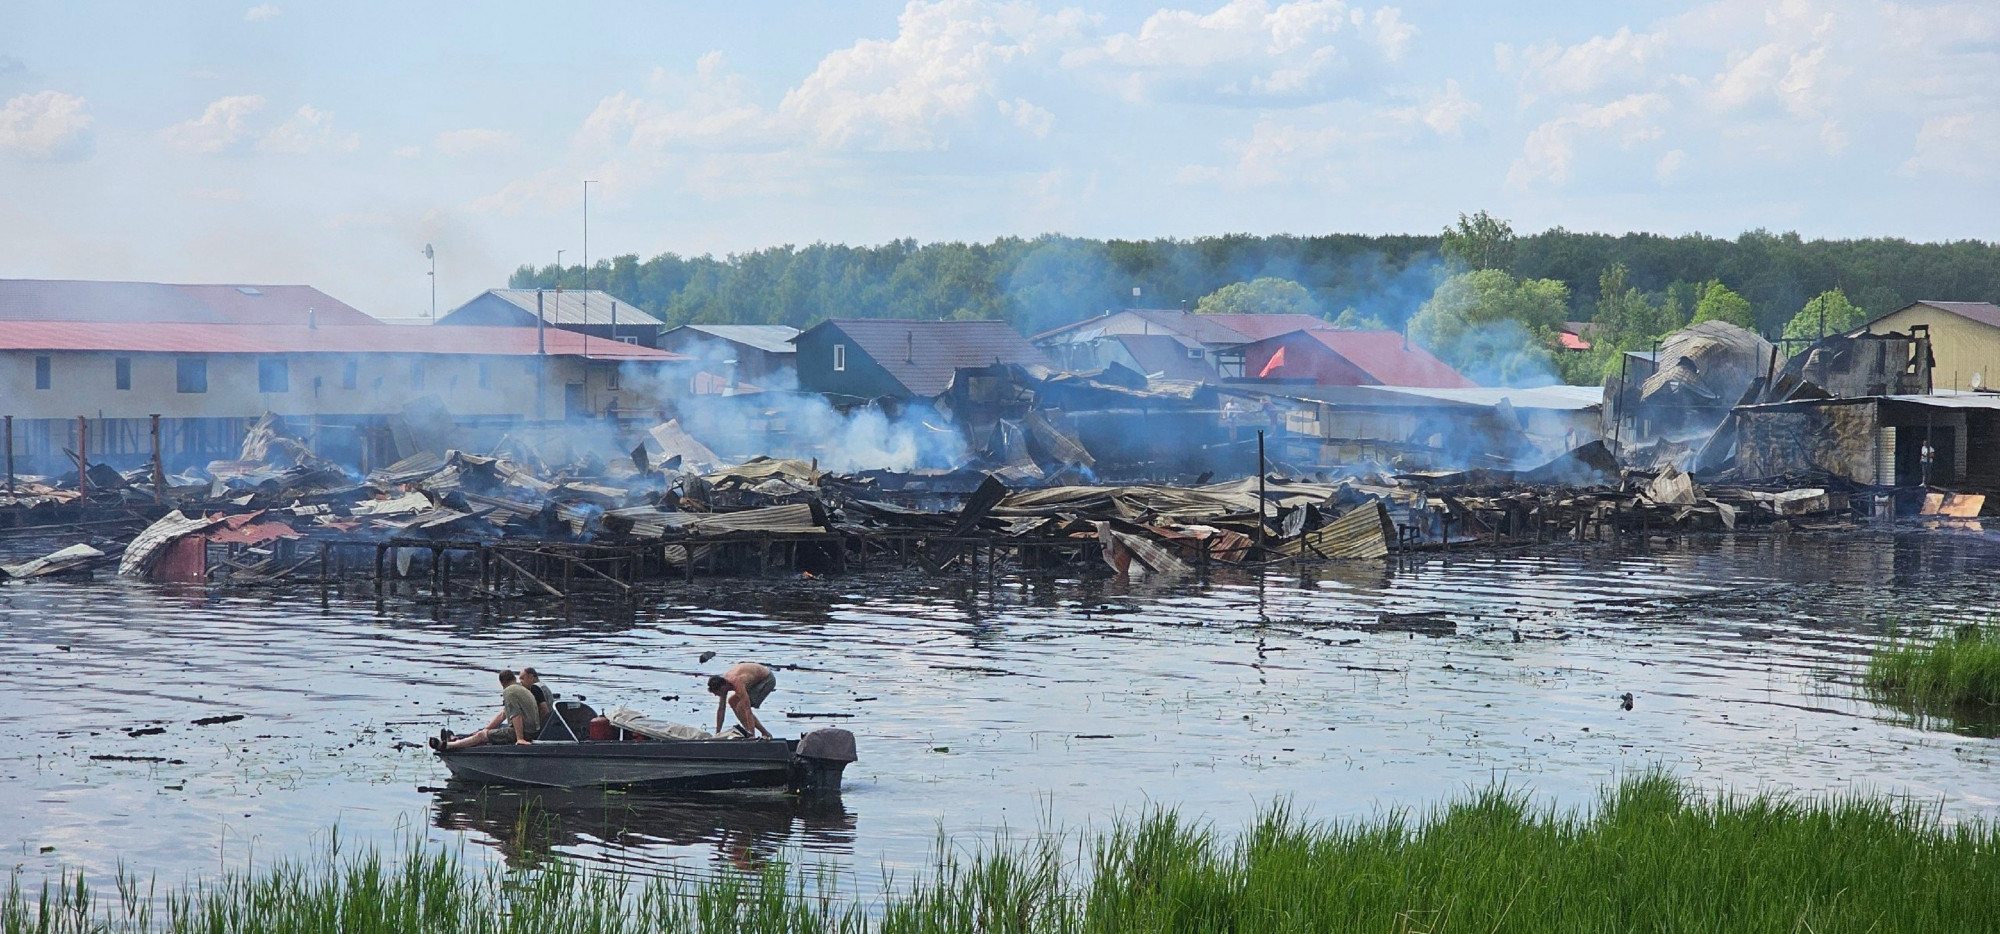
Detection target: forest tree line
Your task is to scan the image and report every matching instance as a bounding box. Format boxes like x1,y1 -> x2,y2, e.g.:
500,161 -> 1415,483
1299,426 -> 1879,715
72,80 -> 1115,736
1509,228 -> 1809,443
510,217 -> 2000,385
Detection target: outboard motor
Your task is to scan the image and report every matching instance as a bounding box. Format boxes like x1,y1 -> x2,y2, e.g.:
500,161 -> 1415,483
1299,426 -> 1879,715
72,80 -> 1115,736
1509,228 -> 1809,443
789,728 -> 857,794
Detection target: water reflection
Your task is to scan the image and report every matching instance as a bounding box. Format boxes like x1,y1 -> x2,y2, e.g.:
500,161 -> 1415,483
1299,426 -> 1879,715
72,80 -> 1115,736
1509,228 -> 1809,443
430,783 -> 856,873
5,531 -> 2000,890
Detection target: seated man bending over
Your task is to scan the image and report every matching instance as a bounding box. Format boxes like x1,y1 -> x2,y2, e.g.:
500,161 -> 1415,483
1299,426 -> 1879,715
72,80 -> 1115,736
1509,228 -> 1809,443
434,670 -> 540,750
708,661 -> 776,739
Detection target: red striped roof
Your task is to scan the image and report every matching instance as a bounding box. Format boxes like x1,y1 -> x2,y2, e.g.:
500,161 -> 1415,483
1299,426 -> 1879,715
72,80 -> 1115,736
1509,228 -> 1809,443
1285,329 -> 1476,388
0,322 -> 686,361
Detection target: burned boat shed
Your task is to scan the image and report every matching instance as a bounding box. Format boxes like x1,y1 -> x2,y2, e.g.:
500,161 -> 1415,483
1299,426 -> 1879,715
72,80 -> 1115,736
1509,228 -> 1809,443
1240,384 -> 1603,473
1732,391 -> 2000,490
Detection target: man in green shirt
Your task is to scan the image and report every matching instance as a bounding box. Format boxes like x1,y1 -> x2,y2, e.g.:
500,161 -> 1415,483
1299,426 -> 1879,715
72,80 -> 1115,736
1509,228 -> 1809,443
433,670 -> 541,751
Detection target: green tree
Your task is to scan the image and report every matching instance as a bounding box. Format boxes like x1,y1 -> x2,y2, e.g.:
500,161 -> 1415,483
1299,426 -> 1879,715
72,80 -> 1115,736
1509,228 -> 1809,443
1330,307 -> 1388,329
1440,210 -> 1516,271
1690,280 -> 1757,330
1409,269 -> 1568,386
1781,288 -> 1868,341
1194,277 -> 1319,316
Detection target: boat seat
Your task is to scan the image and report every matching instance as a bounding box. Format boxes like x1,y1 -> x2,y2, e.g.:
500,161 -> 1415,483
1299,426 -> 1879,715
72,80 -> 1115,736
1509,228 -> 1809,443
538,699 -> 597,742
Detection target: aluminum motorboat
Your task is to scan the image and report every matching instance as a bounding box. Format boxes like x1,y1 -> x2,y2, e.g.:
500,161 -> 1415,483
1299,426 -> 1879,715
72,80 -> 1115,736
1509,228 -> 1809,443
434,701 -> 856,793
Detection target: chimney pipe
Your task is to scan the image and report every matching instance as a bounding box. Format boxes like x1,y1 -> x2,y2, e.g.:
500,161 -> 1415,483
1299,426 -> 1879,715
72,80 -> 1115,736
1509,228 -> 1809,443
307,306 -> 317,330
906,330 -> 914,363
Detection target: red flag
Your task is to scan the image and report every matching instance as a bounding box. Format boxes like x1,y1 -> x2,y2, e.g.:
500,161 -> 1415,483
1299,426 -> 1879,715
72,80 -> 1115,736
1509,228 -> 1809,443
1258,345 -> 1288,378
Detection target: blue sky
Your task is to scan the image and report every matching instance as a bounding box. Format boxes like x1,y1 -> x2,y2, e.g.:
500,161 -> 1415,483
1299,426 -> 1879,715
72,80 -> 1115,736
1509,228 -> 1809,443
2,0 -> 1995,318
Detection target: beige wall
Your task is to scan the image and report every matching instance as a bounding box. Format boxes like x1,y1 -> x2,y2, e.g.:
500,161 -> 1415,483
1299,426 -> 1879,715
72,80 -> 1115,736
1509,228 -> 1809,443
0,350 -> 676,422
1866,305 -> 2000,392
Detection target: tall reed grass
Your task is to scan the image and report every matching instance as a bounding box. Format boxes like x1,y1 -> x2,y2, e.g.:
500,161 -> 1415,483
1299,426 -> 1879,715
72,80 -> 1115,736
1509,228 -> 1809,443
1867,620 -> 2000,716
8,774 -> 1996,933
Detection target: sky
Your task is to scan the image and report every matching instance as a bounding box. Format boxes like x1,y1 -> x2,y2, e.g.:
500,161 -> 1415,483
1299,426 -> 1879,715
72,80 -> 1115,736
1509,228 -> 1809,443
1,0 -> 1996,319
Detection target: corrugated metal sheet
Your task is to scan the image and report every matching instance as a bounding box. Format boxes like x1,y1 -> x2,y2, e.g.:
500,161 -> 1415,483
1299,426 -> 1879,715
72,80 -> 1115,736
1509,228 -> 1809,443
0,322 -> 687,360
673,324 -> 801,355
1358,384 -> 1603,410
657,503 -> 824,536
474,290 -> 665,327
820,319 -> 1050,398
0,280 -> 378,326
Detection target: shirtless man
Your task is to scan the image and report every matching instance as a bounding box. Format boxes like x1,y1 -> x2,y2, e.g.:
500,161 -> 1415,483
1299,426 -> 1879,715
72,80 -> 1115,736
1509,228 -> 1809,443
433,670 -> 539,751
707,662 -> 777,739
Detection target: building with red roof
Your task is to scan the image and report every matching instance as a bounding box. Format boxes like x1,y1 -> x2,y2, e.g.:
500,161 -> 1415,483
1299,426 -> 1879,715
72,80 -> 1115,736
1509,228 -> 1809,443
1235,328 -> 1477,389
0,279 -> 691,472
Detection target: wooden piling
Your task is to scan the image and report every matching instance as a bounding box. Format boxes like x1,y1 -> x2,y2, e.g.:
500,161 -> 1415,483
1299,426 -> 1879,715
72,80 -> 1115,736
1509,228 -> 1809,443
75,416 -> 88,499
149,414 -> 164,503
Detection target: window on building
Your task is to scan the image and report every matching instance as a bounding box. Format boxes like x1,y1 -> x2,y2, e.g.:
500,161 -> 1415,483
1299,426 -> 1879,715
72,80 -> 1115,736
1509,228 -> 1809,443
341,359 -> 359,389
258,358 -> 289,393
176,358 -> 207,394
410,359 -> 425,389
1187,347 -> 1205,360
477,361 -> 491,388
114,357 -> 131,390
34,356 -> 50,390
833,343 -> 847,372
608,365 -> 622,390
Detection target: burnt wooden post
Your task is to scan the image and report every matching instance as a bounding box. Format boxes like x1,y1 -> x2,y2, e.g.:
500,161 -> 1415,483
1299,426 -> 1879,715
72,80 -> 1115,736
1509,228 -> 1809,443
374,544 -> 387,596
75,416 -> 88,500
3,415 -> 12,501
1255,430 -> 1266,552
319,541 -> 329,585
561,553 -> 573,594
149,414 -> 165,503
437,546 -> 450,595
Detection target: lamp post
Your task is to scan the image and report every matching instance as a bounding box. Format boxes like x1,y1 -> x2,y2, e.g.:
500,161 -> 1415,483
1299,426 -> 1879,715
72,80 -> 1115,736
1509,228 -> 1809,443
422,244 -> 436,321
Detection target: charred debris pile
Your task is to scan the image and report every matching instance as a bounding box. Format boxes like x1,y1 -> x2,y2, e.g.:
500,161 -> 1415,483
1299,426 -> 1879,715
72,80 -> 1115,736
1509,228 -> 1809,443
0,409 -> 1904,593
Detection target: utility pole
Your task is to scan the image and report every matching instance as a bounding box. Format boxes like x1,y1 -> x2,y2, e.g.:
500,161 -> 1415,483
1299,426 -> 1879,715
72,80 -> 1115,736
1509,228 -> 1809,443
423,243 -> 436,322
536,289 -> 547,421
583,180 -> 597,354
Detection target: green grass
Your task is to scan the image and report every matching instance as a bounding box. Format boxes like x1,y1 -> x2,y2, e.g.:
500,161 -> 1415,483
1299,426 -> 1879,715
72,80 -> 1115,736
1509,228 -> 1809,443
9,774 -> 2000,933
1866,620 -> 2000,718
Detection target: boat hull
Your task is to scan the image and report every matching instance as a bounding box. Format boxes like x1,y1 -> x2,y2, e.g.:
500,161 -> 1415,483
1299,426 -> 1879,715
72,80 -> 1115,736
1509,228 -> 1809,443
439,739 -> 809,791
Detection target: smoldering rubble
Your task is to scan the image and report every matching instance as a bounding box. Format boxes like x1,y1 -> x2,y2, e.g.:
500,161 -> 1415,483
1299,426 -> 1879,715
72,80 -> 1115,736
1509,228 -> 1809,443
3,318 -> 1993,590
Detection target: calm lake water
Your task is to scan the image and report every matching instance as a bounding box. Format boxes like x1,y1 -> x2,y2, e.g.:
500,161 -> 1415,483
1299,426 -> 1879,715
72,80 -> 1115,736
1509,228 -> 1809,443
3,532 -> 1996,888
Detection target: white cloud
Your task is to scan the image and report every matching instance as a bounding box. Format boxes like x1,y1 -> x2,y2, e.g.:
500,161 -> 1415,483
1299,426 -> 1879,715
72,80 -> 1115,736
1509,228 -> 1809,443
996,97 -> 1054,137
1508,92 -> 1668,189
392,144 -> 422,159
433,128 -> 518,157
160,94 -> 266,153
244,4 -> 280,22
1417,78 -> 1475,135
1900,112 -> 2000,179
777,0 -> 1085,151
1073,0 -> 1415,100
1498,0 -> 2000,179
257,104 -> 359,153
1503,26 -> 1666,102
0,90 -> 94,161
1654,148 -> 1686,183
1205,115 -> 1348,189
